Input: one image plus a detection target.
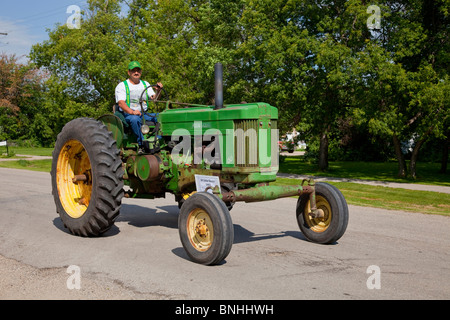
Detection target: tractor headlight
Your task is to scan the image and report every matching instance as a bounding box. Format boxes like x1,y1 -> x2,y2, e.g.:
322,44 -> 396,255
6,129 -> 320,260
141,124 -> 150,135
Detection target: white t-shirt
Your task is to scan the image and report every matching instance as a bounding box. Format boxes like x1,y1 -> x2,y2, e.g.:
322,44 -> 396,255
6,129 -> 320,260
115,79 -> 156,112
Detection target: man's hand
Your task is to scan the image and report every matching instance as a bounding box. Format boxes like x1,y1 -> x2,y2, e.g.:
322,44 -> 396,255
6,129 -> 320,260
118,100 -> 141,115
153,82 -> 163,92
151,82 -> 163,100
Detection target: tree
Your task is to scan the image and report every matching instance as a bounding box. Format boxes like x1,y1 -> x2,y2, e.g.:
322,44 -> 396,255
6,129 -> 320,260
30,0 -> 130,113
27,0 -> 448,172
0,53 -> 44,142
133,0 -> 245,105
407,70 -> 449,178
352,0 -> 449,178
227,0 -> 312,132
295,0 -> 372,170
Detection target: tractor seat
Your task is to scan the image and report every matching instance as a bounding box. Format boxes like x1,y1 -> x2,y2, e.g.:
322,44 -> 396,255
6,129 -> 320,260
113,104 -> 156,129
114,110 -> 130,129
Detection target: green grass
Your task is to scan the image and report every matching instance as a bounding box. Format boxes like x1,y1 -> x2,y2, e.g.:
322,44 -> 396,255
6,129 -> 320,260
3,146 -> 54,157
279,156 -> 450,187
0,159 -> 52,172
0,148 -> 448,216
273,178 -> 450,216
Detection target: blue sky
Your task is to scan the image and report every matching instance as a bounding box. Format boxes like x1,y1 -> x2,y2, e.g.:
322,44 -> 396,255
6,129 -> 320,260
0,0 -> 89,62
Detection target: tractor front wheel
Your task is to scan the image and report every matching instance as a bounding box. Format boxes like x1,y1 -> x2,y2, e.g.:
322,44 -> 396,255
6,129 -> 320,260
51,118 -> 124,237
178,192 -> 234,265
296,182 -> 348,244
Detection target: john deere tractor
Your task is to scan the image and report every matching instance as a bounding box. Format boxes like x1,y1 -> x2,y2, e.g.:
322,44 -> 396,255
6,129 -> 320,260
51,63 -> 348,265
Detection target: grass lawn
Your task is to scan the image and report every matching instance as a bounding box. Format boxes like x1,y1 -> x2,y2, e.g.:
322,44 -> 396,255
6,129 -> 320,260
0,147 -> 448,216
279,156 -> 450,187
0,146 -> 53,157
0,159 -> 52,172
272,178 -> 450,216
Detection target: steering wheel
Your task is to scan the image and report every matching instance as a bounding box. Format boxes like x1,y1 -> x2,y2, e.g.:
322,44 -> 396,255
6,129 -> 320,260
139,83 -> 167,115
137,84 -> 166,141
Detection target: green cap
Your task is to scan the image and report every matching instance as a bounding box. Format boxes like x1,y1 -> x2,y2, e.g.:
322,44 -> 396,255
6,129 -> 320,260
128,61 -> 142,70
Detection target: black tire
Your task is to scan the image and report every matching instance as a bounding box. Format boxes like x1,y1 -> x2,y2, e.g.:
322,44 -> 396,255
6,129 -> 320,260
296,182 -> 348,244
51,117 -> 124,237
178,192 -> 234,265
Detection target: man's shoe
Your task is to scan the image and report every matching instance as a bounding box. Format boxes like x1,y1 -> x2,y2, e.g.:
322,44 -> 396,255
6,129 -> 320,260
138,147 -> 145,155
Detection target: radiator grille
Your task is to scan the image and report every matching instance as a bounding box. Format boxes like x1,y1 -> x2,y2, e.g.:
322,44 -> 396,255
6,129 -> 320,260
234,119 -> 259,167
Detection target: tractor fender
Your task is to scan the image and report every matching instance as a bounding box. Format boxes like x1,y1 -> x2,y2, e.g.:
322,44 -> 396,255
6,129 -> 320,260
97,114 -> 125,148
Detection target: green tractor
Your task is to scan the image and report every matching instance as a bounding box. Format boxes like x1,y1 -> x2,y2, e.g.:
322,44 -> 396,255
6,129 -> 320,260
51,63 -> 348,265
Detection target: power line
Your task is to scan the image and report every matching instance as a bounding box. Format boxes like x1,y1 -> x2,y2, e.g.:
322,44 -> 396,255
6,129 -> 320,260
1,3 -> 90,34
0,1 -> 88,34
11,0 -> 87,23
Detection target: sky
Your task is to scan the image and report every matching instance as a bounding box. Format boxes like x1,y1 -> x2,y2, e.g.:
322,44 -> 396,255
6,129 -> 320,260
0,0 -> 89,62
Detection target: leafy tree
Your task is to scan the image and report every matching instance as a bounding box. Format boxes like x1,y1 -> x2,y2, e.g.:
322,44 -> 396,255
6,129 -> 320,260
291,0 -> 371,170
26,0 -> 448,177
132,0 -> 244,105
230,0 -> 312,132
351,0 -> 449,178
0,53 -> 44,142
30,0 -> 129,112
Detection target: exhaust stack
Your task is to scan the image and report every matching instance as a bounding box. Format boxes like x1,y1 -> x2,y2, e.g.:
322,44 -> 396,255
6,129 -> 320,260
214,62 -> 223,110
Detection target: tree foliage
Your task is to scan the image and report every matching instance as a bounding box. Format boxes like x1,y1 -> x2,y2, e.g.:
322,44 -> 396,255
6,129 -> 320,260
1,0 -> 448,178
349,0 -> 450,177
0,53 -> 45,142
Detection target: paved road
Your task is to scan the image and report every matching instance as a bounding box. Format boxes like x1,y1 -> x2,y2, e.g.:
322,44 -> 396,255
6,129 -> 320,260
0,168 -> 449,300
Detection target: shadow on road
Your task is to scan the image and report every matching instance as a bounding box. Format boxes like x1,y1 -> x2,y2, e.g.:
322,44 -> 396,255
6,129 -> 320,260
52,203 -> 180,237
116,204 -> 179,229
52,204 -> 312,246
233,224 -> 306,244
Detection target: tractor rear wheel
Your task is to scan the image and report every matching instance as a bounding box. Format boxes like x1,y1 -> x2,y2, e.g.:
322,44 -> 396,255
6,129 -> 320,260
296,182 -> 348,244
51,118 -> 124,237
178,192 -> 234,265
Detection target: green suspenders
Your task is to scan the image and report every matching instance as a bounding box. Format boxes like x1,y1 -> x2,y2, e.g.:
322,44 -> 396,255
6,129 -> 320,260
123,80 -> 130,106
123,80 -> 150,107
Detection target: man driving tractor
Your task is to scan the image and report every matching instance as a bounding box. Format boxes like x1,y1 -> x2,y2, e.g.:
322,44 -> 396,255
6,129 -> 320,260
115,61 -> 163,153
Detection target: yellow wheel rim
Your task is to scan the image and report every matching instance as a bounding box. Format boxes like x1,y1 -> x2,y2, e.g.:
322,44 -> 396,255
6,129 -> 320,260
187,208 -> 214,252
56,140 -> 92,219
304,195 -> 332,233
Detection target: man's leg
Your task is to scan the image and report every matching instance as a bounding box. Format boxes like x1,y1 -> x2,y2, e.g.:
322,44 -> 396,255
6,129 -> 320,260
144,112 -> 158,123
123,113 -> 144,146
143,113 -> 161,139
